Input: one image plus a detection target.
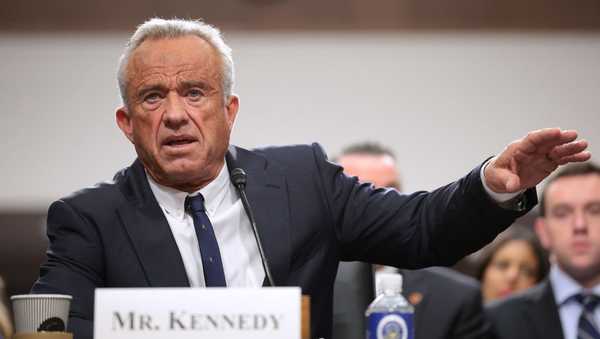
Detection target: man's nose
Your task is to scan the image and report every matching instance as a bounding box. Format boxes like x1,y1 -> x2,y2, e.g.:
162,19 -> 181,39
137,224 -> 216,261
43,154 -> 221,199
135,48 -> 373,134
573,210 -> 588,233
163,93 -> 188,129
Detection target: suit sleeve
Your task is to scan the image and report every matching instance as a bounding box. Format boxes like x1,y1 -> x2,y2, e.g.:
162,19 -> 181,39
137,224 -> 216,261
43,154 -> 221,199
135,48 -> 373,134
310,143 -> 536,267
31,200 -> 103,339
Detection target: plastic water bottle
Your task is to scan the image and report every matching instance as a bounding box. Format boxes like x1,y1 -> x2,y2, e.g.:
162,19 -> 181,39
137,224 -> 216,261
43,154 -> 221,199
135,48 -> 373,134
365,272 -> 414,339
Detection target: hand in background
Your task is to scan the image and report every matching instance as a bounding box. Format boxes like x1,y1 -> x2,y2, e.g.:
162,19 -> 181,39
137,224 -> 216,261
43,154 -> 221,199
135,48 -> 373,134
484,128 -> 591,193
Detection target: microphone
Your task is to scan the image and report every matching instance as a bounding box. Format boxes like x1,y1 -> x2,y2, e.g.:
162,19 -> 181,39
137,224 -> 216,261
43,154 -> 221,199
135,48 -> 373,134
230,168 -> 247,189
230,168 -> 276,287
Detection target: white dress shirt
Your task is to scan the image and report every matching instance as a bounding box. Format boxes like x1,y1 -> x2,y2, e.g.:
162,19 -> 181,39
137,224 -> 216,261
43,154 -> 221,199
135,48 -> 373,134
550,265 -> 600,339
147,162 -> 264,287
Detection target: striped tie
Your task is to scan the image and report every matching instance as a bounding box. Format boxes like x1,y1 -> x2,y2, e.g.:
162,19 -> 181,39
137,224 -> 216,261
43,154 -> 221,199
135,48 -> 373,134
576,293 -> 600,339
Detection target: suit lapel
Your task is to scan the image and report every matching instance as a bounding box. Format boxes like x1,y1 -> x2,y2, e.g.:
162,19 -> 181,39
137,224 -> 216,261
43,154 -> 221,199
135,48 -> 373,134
526,280 -> 564,339
227,146 -> 291,286
116,160 -> 190,287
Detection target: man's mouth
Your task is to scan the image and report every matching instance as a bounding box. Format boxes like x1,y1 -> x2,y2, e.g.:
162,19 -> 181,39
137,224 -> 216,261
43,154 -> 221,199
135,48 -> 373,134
163,135 -> 197,147
572,240 -> 590,253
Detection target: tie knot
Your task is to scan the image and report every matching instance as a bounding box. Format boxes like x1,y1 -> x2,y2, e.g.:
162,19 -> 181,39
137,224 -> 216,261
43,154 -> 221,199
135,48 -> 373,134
186,194 -> 206,213
575,293 -> 600,311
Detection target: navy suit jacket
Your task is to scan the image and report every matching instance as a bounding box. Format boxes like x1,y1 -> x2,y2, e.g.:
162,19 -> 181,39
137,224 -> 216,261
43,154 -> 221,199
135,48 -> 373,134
32,143 -> 535,339
486,280 -> 564,339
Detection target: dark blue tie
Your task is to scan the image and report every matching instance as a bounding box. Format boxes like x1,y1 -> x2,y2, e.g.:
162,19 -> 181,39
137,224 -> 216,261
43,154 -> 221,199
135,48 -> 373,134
186,194 -> 226,287
576,293 -> 600,339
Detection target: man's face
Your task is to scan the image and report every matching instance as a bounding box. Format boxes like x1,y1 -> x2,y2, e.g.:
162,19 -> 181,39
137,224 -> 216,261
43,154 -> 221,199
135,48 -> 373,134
116,36 -> 238,192
535,173 -> 600,286
338,153 -> 400,189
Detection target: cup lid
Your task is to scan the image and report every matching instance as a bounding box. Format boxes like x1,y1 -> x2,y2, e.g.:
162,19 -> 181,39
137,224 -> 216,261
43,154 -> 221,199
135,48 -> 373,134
11,294 -> 72,300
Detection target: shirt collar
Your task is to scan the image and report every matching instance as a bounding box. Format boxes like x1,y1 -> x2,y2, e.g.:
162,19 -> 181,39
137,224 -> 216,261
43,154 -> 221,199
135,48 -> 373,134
194,162 -> 230,217
550,264 -> 600,306
146,161 -> 231,219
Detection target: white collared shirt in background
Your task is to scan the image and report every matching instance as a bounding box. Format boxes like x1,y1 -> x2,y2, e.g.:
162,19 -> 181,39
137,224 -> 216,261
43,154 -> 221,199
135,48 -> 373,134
147,162 -> 265,288
550,265 -> 600,339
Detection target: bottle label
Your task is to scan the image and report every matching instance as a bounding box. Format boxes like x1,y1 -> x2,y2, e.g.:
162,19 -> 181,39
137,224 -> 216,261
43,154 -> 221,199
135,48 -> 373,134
366,312 -> 414,339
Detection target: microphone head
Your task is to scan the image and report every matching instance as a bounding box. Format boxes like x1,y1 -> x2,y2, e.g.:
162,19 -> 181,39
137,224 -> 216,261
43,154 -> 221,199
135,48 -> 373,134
231,168 -> 247,188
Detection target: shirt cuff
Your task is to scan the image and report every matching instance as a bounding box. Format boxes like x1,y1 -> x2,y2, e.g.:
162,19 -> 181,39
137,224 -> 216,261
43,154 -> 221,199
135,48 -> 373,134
480,159 -> 524,203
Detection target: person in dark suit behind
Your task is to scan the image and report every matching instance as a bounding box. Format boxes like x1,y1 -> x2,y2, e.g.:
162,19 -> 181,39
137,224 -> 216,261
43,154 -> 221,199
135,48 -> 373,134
30,18 -> 589,339
332,261 -> 374,339
334,142 -> 492,339
401,267 -> 490,339
486,162 -> 600,339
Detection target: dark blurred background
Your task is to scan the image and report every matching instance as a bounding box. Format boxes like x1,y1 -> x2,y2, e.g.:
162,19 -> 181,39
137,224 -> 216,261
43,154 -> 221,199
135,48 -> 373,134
3,0 -> 600,31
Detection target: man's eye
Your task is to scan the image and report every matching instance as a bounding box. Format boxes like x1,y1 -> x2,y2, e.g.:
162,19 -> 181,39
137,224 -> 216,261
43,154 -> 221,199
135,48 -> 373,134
187,89 -> 204,100
587,203 -> 600,216
143,93 -> 162,103
552,206 -> 572,219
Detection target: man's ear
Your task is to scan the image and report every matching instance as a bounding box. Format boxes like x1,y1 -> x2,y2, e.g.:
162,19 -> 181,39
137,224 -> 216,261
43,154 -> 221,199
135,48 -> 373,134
225,95 -> 239,131
116,107 -> 135,144
534,217 -> 551,250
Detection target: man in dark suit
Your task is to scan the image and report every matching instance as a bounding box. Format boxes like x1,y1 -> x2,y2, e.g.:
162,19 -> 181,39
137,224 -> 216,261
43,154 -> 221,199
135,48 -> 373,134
332,261 -> 375,339
401,267 -> 489,339
334,143 -> 491,339
486,162 -> 600,339
31,18 -> 590,339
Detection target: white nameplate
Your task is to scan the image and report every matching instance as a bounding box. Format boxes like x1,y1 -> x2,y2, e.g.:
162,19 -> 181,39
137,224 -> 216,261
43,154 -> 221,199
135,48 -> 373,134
94,287 -> 301,339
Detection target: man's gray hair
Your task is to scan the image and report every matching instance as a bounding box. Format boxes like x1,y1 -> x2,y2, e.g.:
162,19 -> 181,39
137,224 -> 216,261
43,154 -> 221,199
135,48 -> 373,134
117,18 -> 235,107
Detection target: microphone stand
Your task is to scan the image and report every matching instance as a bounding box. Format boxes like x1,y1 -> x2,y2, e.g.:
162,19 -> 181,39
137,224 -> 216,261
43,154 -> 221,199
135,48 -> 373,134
230,168 -> 276,287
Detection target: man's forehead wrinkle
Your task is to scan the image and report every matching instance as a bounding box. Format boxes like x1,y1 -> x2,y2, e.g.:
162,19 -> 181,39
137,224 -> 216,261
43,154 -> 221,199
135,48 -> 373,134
133,72 -> 217,91
130,65 -> 219,90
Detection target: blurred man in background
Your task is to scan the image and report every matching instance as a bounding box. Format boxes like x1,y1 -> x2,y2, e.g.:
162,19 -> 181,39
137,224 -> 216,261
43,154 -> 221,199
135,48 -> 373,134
335,142 -> 492,339
487,162 -> 600,339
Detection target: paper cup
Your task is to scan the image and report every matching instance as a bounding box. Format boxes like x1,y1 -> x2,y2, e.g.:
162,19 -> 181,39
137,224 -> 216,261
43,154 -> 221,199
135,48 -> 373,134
11,294 -> 72,333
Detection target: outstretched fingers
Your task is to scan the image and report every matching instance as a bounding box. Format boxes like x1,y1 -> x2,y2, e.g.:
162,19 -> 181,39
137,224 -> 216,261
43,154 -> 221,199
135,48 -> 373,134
555,151 -> 592,165
487,128 -> 590,193
548,140 -> 589,162
522,128 -> 578,155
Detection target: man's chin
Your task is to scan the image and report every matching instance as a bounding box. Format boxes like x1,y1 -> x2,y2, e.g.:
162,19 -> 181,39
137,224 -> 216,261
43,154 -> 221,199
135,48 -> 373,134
563,259 -> 600,282
162,159 -> 205,176
163,164 -> 218,189
165,168 -> 204,183
144,156 -> 223,190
